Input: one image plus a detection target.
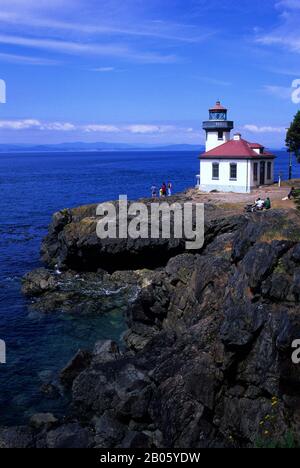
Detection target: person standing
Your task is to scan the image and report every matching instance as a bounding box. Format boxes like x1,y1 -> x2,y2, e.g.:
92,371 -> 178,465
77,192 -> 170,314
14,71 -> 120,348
161,182 -> 167,197
151,185 -> 157,198
167,181 -> 172,196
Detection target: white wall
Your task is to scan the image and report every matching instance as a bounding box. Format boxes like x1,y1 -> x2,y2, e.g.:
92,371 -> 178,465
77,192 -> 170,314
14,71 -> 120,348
199,158 -> 274,193
206,131 -> 231,152
199,159 -> 251,193
250,159 -> 274,188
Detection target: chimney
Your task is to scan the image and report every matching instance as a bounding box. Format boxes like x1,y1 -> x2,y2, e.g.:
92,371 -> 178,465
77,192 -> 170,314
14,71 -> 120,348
233,133 -> 241,141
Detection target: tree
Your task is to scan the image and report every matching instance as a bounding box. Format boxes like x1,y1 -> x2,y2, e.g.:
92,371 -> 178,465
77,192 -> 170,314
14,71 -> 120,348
286,110 -> 300,162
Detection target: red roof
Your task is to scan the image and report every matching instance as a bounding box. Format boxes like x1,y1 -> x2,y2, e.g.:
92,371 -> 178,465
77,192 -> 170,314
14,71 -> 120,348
248,143 -> 264,148
200,138 -> 275,160
209,100 -> 227,111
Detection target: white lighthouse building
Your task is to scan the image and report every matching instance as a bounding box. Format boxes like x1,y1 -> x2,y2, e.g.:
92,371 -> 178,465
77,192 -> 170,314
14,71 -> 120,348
197,101 -> 275,193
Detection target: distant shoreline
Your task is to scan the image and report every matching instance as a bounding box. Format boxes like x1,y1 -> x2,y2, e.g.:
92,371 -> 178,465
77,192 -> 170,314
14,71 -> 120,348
0,148 -> 287,155
0,149 -> 203,154
0,143 -> 287,154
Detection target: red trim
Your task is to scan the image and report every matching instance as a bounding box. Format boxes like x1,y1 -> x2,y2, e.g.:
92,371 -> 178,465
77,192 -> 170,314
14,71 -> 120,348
209,101 -> 227,111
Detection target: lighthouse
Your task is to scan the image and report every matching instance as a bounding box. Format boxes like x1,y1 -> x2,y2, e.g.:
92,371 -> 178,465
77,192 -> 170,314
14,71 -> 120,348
202,101 -> 234,152
197,101 -> 276,193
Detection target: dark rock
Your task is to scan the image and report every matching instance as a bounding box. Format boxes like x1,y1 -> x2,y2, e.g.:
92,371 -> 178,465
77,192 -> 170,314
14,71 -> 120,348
0,426 -> 34,448
46,423 -> 92,448
261,272 -> 291,301
40,198 -> 239,272
220,304 -> 267,349
22,268 -> 56,296
123,324 -> 160,352
22,269 -> 140,315
291,243 -> 300,262
241,241 -> 293,291
30,413 -> 58,430
93,411 -> 125,448
14,204 -> 300,448
40,383 -> 61,400
60,350 -> 92,389
93,340 -> 120,363
118,431 -> 152,448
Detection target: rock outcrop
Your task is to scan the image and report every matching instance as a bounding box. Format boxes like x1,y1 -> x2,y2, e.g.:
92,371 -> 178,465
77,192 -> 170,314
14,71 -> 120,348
40,195 -> 239,272
9,202 -> 300,448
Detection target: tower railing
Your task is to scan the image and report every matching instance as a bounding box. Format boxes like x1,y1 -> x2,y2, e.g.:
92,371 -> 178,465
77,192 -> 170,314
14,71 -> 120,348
202,121 -> 234,130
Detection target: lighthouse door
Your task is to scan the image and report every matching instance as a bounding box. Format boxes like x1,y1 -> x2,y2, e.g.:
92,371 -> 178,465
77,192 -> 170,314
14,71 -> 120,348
260,162 -> 265,185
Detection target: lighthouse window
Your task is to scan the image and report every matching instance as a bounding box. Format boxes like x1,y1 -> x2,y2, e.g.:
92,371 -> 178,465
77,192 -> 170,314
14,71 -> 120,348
267,162 -> 272,180
212,163 -> 219,180
218,131 -> 223,140
230,163 -> 237,180
253,162 -> 258,182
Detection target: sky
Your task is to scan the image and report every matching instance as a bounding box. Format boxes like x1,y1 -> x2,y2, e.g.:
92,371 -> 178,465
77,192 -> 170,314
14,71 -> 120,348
0,0 -> 299,148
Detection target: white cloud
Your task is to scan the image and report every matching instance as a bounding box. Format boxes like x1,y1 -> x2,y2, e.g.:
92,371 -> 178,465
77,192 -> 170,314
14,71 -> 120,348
257,34 -> 300,53
0,119 -> 41,129
0,10 -> 211,44
256,0 -> 300,54
243,124 -> 286,133
264,66 -> 300,77
0,34 -> 128,56
263,84 -> 292,99
0,119 -> 75,131
0,52 -> 58,65
275,0 -> 300,9
83,124 -> 120,133
125,125 -> 175,134
0,33 -> 178,64
196,76 -> 232,86
92,67 -> 115,72
0,1 -> 215,67
41,122 -> 76,131
0,119 -> 194,136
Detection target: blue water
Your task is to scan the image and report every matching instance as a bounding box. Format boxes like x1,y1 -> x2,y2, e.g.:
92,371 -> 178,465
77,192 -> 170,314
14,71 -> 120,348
0,150 -> 299,426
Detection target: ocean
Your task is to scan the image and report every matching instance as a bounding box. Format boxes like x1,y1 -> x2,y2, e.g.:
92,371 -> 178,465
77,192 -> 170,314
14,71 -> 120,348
0,150 -> 299,426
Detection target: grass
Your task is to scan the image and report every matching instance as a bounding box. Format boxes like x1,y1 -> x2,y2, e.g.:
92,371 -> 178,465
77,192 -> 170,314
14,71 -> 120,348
260,230 -> 292,243
255,431 -> 298,449
259,225 -> 300,243
273,258 -> 286,274
255,397 -> 299,449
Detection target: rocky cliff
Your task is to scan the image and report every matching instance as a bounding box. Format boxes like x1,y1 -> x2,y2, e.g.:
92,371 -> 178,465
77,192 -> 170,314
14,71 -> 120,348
3,199 -> 300,448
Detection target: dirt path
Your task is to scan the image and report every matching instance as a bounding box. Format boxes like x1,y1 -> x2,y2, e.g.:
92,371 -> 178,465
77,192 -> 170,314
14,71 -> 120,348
187,180 -> 299,213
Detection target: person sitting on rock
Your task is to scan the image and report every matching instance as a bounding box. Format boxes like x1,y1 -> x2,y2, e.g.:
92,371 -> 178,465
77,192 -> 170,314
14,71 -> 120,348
288,187 -> 297,200
254,197 -> 264,211
264,197 -> 271,210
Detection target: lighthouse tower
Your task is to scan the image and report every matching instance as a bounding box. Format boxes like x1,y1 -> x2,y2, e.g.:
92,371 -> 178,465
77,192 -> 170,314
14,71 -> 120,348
203,101 -> 234,152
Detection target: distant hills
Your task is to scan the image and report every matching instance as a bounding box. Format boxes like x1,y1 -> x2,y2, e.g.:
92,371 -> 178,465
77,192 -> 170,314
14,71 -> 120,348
0,142 -> 286,154
0,142 -> 204,153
